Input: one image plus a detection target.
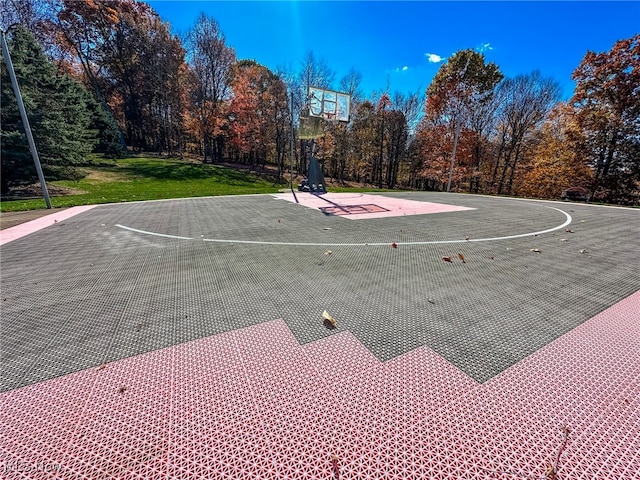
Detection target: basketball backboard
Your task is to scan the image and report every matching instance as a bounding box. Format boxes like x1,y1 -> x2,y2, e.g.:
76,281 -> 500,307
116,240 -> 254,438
308,87 -> 351,122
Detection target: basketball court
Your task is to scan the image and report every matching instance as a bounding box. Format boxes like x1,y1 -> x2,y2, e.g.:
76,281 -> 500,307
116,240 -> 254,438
1,192 -> 638,479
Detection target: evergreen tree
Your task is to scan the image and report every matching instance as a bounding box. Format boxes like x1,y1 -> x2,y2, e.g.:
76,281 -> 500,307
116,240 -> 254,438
88,95 -> 127,158
1,26 -> 99,193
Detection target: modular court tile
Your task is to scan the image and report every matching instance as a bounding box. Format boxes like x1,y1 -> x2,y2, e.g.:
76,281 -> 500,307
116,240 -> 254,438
0,192 -> 638,478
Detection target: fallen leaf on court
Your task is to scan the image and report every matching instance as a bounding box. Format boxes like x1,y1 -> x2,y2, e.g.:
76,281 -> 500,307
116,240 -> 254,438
560,238 -> 568,242
392,242 -> 398,248
579,249 -> 587,254
545,463 -> 556,479
119,386 -> 127,394
278,219 -> 281,223
322,310 -> 337,328
323,227 -> 331,230
428,299 -> 435,304
442,256 -> 452,262
325,250 -> 332,255
489,256 -> 495,260
97,363 -> 107,371
530,248 -> 541,253
458,253 -> 465,263
565,228 -> 574,233
330,455 -> 340,475
465,236 -> 470,241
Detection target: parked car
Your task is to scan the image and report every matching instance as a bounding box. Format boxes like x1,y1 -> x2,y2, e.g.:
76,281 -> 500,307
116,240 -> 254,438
561,186 -> 590,202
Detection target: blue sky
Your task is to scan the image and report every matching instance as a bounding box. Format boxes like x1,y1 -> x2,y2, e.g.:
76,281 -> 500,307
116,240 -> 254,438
148,1 -> 639,100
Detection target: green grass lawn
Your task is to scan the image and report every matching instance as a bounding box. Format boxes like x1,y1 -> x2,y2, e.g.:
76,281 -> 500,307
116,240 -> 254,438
0,157 -> 284,212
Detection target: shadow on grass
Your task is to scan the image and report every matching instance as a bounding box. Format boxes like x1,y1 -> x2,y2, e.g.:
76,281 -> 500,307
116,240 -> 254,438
118,159 -> 259,184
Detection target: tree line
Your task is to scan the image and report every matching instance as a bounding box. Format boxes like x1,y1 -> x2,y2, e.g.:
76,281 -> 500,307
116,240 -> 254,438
1,0 -> 638,204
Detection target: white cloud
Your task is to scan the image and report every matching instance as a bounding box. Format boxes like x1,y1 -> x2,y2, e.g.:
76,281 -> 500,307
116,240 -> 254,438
476,43 -> 493,53
402,66 -> 408,71
425,53 -> 444,63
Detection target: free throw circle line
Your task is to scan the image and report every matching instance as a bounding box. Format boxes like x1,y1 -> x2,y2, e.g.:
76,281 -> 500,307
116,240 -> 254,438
115,206 -> 572,246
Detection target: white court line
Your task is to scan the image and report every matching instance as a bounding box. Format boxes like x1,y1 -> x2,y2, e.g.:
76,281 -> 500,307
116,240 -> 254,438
116,206 -> 572,246
115,226 -> 192,241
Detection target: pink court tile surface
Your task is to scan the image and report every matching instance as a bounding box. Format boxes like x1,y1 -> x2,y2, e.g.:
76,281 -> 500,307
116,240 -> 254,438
0,206 -> 97,246
1,292 -> 638,479
272,193 -> 474,219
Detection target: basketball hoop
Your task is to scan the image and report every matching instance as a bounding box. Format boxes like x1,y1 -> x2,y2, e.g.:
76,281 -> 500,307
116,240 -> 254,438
307,87 -> 351,123
299,87 -> 351,138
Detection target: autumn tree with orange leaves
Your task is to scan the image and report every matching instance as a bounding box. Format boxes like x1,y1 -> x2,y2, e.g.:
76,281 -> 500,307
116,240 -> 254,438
518,103 -> 593,199
570,34 -> 640,204
422,49 -> 503,192
228,60 -> 289,172
185,13 -> 236,163
489,71 -> 562,195
55,0 -> 187,153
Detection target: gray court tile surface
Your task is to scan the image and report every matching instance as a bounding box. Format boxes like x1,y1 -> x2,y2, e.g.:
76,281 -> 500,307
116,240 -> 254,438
1,192 -> 638,390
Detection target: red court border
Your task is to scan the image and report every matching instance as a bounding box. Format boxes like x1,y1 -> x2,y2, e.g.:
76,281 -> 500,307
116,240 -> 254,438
0,206 -> 97,246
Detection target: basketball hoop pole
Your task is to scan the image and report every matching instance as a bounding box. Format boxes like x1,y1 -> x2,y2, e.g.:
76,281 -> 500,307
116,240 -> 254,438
1,28 -> 51,208
289,90 -> 294,193
446,120 -> 461,193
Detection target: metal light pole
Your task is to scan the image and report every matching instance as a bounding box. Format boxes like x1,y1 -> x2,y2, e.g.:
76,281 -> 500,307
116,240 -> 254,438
446,55 -> 471,194
378,102 -> 385,189
446,119 -> 462,193
1,28 -> 51,208
289,90 -> 295,192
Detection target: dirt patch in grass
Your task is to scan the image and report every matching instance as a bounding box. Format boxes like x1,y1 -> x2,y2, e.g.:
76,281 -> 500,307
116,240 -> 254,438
82,169 -> 132,182
2,183 -> 86,199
